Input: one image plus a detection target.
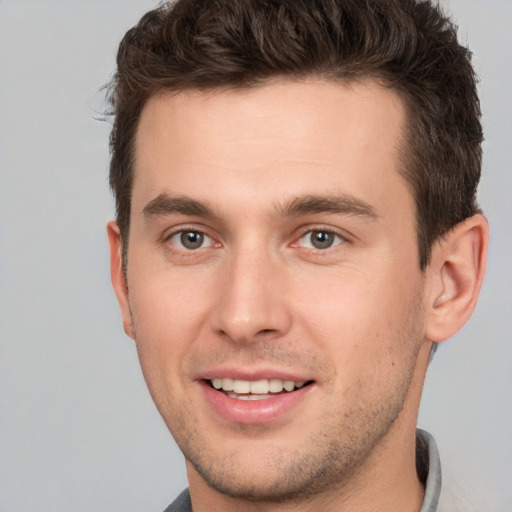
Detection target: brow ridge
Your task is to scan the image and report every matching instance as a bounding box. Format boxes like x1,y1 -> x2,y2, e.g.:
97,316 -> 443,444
277,194 -> 379,219
142,192 -> 379,222
142,194 -> 215,220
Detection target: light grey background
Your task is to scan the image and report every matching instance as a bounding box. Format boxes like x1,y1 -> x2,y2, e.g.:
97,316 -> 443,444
0,1 -> 510,511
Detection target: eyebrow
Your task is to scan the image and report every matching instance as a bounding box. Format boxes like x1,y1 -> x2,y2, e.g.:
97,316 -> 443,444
277,194 -> 379,220
142,194 -> 216,220
141,192 -> 379,222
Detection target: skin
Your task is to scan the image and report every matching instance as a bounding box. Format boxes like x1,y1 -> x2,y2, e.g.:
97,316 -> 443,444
108,80 -> 488,511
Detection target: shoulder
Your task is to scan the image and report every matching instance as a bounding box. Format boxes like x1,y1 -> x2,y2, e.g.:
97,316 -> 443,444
162,489 -> 192,512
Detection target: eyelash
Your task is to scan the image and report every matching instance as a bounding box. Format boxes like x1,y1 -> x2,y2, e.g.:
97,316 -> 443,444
163,225 -> 346,255
293,228 -> 346,251
164,228 -> 219,252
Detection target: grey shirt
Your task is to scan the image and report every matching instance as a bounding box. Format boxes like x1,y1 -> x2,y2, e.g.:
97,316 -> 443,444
418,429 -> 442,512
163,429 -> 442,512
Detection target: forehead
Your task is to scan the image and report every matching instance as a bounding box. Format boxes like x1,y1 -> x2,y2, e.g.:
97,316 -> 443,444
132,79 -> 411,218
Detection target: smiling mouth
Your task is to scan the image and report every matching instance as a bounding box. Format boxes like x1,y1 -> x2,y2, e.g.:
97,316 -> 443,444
207,378 -> 313,401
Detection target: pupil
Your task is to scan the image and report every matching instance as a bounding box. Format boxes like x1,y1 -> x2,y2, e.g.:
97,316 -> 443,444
312,231 -> 333,249
181,231 -> 203,249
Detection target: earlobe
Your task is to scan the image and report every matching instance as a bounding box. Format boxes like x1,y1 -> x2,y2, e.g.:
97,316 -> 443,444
106,221 -> 136,340
425,214 -> 488,343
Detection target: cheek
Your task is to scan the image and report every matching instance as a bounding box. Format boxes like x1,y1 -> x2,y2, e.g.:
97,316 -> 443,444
294,264 -> 422,368
129,263 -> 213,336
127,274 -> 210,388
128,284 -> 203,419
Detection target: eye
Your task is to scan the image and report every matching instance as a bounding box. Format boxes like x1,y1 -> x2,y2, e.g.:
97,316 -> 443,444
169,230 -> 214,250
298,230 -> 344,250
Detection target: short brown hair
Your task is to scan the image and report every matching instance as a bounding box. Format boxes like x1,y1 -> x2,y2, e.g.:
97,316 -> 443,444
108,0 -> 483,269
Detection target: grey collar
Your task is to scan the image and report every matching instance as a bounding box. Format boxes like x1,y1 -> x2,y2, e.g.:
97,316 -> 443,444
418,428 -> 442,512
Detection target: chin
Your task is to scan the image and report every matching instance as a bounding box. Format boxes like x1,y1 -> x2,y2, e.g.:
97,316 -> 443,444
182,429 -> 384,504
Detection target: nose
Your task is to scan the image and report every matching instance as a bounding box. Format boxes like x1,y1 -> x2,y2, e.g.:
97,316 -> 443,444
210,246 -> 292,344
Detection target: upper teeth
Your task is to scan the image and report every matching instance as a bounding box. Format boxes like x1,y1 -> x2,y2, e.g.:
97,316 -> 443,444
211,378 -> 306,394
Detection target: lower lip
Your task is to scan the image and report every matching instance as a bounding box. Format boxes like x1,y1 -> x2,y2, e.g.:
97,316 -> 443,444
200,381 -> 313,424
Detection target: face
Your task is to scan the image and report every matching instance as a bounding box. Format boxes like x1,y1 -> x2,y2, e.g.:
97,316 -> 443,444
110,80 -> 432,502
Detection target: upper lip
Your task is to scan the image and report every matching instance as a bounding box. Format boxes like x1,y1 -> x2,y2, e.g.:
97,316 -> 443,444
197,368 -> 314,383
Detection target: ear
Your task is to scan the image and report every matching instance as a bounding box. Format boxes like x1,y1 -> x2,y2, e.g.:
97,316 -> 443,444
106,221 -> 136,340
425,214 -> 488,343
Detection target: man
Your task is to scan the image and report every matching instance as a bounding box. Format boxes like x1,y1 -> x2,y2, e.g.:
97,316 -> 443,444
106,1 -> 488,510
